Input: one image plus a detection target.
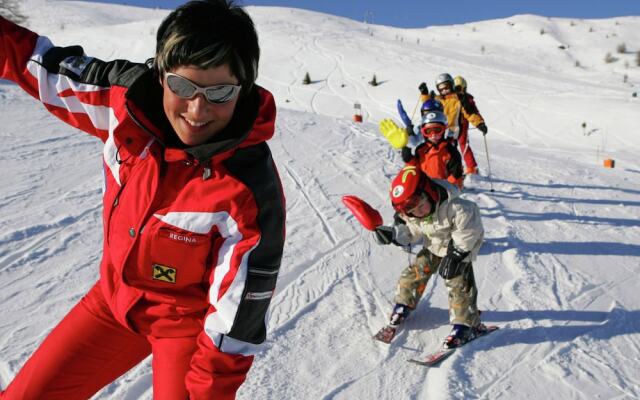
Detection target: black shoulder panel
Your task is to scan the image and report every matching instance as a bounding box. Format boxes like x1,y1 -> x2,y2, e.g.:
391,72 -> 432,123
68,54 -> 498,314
459,93 -> 479,115
446,143 -> 463,179
39,44 -> 147,88
224,143 -> 286,344
83,59 -> 148,88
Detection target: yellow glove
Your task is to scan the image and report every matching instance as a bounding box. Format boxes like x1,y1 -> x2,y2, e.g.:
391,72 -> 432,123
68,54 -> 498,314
379,119 -> 408,149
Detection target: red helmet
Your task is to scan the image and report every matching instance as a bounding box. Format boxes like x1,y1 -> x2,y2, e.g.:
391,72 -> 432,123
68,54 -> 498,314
390,166 -> 439,214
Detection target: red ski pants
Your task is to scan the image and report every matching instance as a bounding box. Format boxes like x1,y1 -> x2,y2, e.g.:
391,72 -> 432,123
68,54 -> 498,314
0,285 -> 198,400
458,128 -> 478,170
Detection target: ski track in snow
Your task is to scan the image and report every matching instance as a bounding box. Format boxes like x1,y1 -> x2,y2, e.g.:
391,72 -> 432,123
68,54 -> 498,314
456,156 -> 640,399
1,5 -> 640,399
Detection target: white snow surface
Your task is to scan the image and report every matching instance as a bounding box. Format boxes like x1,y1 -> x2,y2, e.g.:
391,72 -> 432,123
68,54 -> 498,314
1,2 -> 639,399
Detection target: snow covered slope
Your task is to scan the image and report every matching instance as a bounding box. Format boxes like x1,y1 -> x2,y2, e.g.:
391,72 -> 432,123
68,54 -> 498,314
1,2 -> 639,399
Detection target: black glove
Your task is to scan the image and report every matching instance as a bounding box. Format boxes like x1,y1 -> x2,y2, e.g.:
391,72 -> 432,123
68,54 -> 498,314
406,126 -> 416,137
393,212 -> 406,226
438,241 -> 470,279
373,226 -> 395,245
418,82 -> 429,95
477,123 -> 488,135
401,146 -> 414,163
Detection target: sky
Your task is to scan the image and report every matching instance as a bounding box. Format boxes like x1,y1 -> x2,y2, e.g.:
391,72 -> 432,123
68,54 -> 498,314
73,0 -> 640,28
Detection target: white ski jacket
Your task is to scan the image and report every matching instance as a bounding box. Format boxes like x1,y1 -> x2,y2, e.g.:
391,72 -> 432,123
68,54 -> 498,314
394,179 -> 484,261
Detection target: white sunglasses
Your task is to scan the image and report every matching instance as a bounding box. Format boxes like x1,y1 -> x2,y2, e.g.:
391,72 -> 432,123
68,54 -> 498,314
165,72 -> 242,104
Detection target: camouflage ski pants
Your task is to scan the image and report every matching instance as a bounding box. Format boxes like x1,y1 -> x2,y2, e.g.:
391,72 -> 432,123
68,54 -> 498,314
393,247 -> 481,327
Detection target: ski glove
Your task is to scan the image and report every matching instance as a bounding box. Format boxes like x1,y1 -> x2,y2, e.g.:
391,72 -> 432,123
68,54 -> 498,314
477,123 -> 488,135
401,146 -> 414,163
373,225 -> 395,245
418,82 -> 429,95
379,119 -> 409,149
393,212 -> 407,226
438,241 -> 470,279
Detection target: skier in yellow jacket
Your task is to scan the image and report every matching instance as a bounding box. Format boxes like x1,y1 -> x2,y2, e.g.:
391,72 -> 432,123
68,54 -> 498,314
434,73 -> 488,175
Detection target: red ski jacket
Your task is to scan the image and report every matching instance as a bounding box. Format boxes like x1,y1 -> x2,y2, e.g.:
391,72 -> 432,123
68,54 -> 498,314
1,17 -> 285,399
412,140 -> 464,188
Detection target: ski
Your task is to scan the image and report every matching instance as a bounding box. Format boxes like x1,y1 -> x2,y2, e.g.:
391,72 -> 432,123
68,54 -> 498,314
374,305 -> 411,344
408,325 -> 499,366
409,347 -> 456,366
373,325 -> 399,344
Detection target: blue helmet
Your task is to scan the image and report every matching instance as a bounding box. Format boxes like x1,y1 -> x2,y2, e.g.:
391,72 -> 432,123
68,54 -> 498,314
420,110 -> 448,143
420,110 -> 448,126
420,99 -> 444,114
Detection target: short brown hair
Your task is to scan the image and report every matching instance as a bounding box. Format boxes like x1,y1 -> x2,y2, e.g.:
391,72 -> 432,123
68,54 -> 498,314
154,0 -> 259,96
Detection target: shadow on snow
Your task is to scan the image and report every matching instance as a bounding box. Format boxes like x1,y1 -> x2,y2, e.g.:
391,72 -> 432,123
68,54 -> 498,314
481,237 -> 640,257
400,306 -> 639,347
489,177 -> 640,197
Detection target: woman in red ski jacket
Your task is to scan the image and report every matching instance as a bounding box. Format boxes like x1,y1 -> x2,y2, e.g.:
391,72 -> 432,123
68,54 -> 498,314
0,1 -> 285,399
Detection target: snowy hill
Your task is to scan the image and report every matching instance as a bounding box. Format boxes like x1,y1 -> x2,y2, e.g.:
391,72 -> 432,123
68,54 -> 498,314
1,1 -> 639,399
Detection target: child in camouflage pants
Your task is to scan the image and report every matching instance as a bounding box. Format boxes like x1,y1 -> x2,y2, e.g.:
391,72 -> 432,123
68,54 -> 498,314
394,247 -> 480,329
373,165 -> 485,345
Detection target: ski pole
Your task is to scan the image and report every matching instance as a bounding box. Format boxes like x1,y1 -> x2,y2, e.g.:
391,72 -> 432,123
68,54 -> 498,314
404,244 -> 414,265
409,93 -> 422,120
482,135 -> 494,192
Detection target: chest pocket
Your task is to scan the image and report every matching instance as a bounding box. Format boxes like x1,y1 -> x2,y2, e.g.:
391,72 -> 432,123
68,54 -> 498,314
148,227 -> 212,287
420,207 -> 452,239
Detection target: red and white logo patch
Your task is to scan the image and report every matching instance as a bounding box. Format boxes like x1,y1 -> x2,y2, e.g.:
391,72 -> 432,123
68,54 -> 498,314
392,185 -> 404,199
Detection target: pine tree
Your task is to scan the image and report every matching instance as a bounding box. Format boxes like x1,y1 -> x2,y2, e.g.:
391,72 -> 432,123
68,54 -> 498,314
0,0 -> 27,24
369,74 -> 378,86
302,72 -> 311,85
604,52 -> 617,63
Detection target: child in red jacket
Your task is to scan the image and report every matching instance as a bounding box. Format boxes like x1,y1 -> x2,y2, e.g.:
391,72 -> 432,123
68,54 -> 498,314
402,106 -> 464,189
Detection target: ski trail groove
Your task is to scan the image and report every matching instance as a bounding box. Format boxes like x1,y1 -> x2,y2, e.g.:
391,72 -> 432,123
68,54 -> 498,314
282,163 -> 338,246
